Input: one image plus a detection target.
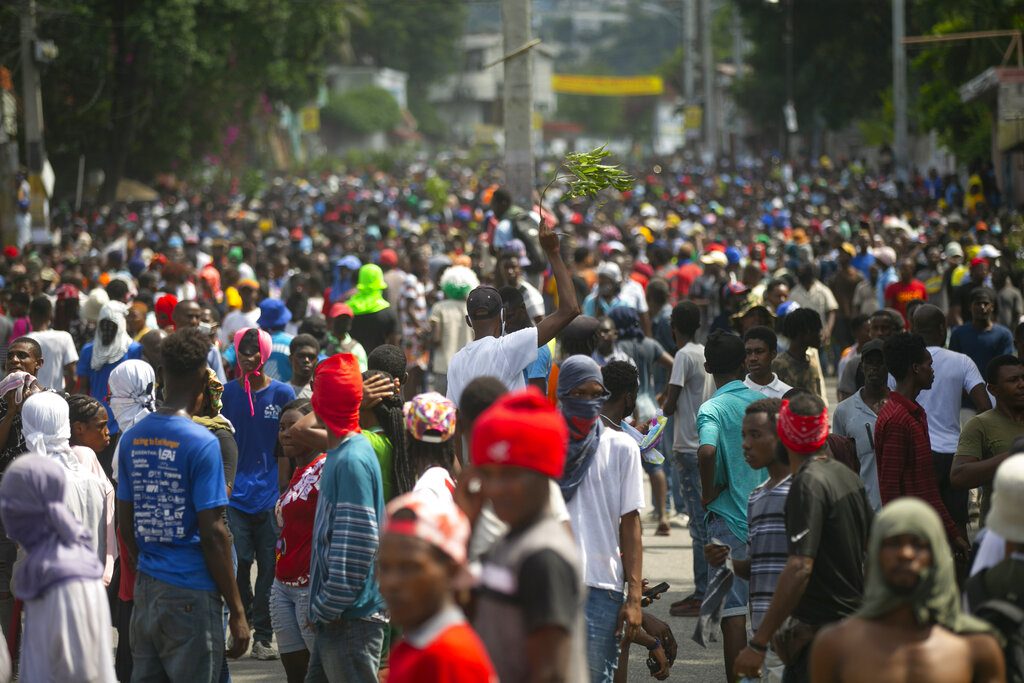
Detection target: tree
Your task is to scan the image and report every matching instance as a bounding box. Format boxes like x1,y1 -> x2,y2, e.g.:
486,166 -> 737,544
322,86 -> 401,134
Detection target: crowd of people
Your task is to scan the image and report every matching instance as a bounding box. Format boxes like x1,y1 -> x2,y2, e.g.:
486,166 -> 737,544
0,153 -> 1019,682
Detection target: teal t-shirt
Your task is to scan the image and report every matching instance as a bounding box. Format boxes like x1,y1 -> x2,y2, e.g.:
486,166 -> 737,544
697,380 -> 767,543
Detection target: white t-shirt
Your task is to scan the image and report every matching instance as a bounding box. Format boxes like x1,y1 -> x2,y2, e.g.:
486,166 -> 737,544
220,308 -> 261,347
916,346 -> 985,453
669,342 -> 712,453
619,280 -> 650,314
27,329 -> 79,392
743,374 -> 793,399
413,466 -> 456,503
446,327 -> 539,406
566,429 -> 646,591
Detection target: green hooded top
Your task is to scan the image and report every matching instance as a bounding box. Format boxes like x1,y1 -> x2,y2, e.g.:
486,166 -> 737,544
347,264 -> 390,316
856,498 -> 991,635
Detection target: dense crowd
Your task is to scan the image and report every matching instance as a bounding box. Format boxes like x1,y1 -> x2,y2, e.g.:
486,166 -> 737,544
0,154 -> 1019,683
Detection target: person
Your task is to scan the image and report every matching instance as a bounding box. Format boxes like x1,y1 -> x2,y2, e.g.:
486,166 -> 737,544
26,295 -> 77,392
0,454 -> 113,682
306,353 -> 388,682
77,300 -> 144,473
607,306 -> 673,414
222,327 -> 295,660
288,333 -> 319,399
117,328 -> 250,680
499,239 -> 545,322
790,263 -> 838,357
326,302 -> 367,370
220,278 -> 261,347
556,356 -> 644,681
744,326 -> 794,398
498,286 -> 554,393
428,265 -> 478,395
831,338 -> 887,510
911,303 -> 991,532
270,398 -> 322,683
837,308 -> 904,403
445,218 -> 579,404
173,298 -> 227,382
995,269 -> 1023,331
734,393 -> 873,682
952,355 -> 1024,524
884,258 -> 929,323
583,261 -> 631,318
875,332 -> 968,555
127,298 -> 152,342
68,393 -> 111,460
255,298 -> 295,381
697,329 -> 766,679
324,256 -> 361,311
191,367 -> 239,498
107,359 -> 157,474
359,369 -> 404,502
951,287 -> 1015,378
706,398 -> 789,683
809,498 -> 1005,683
470,389 -> 587,682
661,301 -> 711,617
591,315 -> 632,366
349,264 -> 401,352
379,490 -> 497,682
402,392 -> 459,500
773,308 -> 828,408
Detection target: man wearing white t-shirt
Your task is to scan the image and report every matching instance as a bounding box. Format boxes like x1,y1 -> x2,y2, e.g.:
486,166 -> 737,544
445,223 -> 579,405
26,296 -> 78,391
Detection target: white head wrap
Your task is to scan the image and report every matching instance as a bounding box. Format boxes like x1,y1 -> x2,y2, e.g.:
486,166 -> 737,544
21,392 -> 76,470
108,360 -> 155,432
91,301 -> 133,371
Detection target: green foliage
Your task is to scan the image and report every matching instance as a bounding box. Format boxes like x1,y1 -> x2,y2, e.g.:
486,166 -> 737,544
562,146 -> 635,199
424,175 -> 450,207
322,86 -> 402,135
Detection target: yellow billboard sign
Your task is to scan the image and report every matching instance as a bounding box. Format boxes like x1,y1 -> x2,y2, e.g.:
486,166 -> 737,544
299,106 -> 320,133
552,74 -> 664,97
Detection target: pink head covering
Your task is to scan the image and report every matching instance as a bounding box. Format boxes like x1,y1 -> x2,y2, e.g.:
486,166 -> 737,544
233,327 -> 272,416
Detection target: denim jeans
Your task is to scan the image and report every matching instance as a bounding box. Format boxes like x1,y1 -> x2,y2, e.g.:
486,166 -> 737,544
664,417 -> 685,514
584,587 -> 624,683
130,572 -> 224,682
304,618 -> 386,683
227,506 -> 277,643
675,451 -> 708,598
270,580 -> 315,654
705,512 -> 749,618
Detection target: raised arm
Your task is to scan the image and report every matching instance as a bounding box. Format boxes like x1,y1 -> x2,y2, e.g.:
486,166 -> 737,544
536,227 -> 580,349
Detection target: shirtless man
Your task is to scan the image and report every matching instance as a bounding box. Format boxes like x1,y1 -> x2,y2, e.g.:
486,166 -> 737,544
809,497 -> 1004,683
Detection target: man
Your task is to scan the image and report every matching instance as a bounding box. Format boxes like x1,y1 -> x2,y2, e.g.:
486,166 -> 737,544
379,248 -> 405,311
762,279 -> 790,313
77,301 -> 145,473
398,249 -> 431,397
953,257 -> 993,326
830,244 -> 864,353
256,298 -> 295,381
697,329 -> 766,680
428,265 -> 476,395
348,264 -> 401,353
220,278 -> 261,347
222,328 -> 295,660
499,240 -> 545,322
773,308 -> 828,408
884,258 -> 928,324
912,304 -> 991,533
287,333 -> 319,399
837,308 -> 904,403
875,333 -> 969,553
951,287 -> 1014,378
489,186 -> 546,289
790,264 -> 838,354
326,302 -> 367,370
471,389 -> 587,682
445,220 -> 579,405
499,286 -> 553,393
810,498 -> 1004,683
556,357 -> 644,682
743,326 -> 793,398
734,394 -> 873,682
591,315 -> 631,366
583,262 -> 631,318
117,328 -> 250,680
831,339 -> 887,510
952,355 -> 1024,524
306,354 -> 388,681
127,298 -> 152,342
26,295 -> 77,392
173,299 -> 226,382
661,302 -> 711,617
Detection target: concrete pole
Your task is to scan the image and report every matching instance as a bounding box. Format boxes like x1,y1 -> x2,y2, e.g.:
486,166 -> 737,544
700,0 -> 717,159
20,0 -> 47,236
892,0 -> 908,179
501,0 -> 534,208
684,0 -> 697,106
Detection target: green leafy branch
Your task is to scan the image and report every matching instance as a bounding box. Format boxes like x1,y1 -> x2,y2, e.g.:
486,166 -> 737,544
539,145 -> 634,212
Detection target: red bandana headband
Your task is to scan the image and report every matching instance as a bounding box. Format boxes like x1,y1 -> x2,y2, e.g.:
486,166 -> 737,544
777,399 -> 829,454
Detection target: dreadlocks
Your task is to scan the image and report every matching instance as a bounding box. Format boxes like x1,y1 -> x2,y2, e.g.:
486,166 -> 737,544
363,370 -> 411,495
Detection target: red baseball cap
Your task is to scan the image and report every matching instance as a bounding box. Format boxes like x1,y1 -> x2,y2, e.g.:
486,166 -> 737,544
328,302 -> 354,319
378,248 -> 399,268
471,388 -> 568,479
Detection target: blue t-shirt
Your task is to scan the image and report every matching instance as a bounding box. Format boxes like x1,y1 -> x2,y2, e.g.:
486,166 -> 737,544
77,341 -> 144,435
524,341 -> 553,389
223,330 -> 294,382
950,323 -> 1015,378
116,413 -> 227,591
223,378 -> 296,513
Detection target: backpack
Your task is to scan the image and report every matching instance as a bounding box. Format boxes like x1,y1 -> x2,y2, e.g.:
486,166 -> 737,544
966,564 -> 1024,683
506,206 -> 546,274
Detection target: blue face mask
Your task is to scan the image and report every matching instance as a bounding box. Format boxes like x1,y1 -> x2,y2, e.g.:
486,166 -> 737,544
560,394 -> 607,441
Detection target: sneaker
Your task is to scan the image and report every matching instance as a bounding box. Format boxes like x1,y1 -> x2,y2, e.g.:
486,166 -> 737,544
251,640 -> 279,660
670,594 -> 704,617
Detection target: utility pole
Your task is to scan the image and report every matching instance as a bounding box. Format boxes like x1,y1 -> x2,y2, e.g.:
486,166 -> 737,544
892,0 -> 908,180
683,0 -> 697,106
501,0 -> 534,208
700,0 -> 717,159
20,0 -> 48,244
0,66 -> 18,247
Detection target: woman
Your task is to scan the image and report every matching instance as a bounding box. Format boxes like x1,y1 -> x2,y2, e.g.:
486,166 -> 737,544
270,398 -> 322,683
361,369 -> 405,502
401,392 -> 458,500
68,394 -> 111,456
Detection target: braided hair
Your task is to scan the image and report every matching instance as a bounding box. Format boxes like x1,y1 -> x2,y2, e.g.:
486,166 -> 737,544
363,370 -> 411,494
67,393 -> 105,425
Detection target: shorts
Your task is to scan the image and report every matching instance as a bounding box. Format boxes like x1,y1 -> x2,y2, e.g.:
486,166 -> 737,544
641,460 -> 665,476
270,579 -> 315,654
705,512 -> 749,619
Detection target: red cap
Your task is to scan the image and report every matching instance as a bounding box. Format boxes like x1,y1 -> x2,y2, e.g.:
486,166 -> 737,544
328,302 -> 354,319
470,388 -> 568,479
378,248 -> 398,268
311,354 -> 363,437
3,246 -> 18,259
290,227 -> 305,241
971,256 -> 988,268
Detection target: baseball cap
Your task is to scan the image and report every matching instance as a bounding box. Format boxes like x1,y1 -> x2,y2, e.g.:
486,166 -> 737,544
595,261 -> 623,283
237,278 -> 259,291
978,244 -> 1001,259
466,286 -> 502,320
328,302 -> 354,319
700,251 -> 728,267
470,388 -> 568,479
860,338 -> 885,358
704,330 -> 746,374
500,239 -> 530,267
404,392 -> 458,443
944,242 -> 964,259
384,490 -> 471,566
378,248 -> 399,268
970,287 -> 996,304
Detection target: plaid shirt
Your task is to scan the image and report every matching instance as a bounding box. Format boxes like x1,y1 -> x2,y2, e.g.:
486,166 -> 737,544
874,391 -> 957,536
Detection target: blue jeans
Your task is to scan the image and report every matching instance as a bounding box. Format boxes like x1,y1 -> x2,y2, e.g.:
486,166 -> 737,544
584,587 -> 624,683
130,573 -> 224,682
676,451 -> 708,598
227,507 -> 277,643
304,618 -> 386,683
705,512 -> 749,618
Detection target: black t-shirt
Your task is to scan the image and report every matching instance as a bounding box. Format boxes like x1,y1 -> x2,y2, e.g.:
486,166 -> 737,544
517,548 -> 580,633
350,307 -> 399,354
786,456 -> 874,626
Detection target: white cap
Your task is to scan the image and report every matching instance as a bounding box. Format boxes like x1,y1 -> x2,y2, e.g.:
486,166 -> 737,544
987,454 -> 1024,544
596,261 -> 623,283
979,244 -> 1002,259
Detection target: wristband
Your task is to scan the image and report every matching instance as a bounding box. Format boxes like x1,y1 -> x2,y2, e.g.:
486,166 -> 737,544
747,639 -> 767,654
646,638 -> 662,652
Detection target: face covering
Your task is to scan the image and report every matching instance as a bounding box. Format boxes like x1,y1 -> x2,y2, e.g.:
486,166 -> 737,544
233,327 -> 272,417
556,355 -> 609,503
